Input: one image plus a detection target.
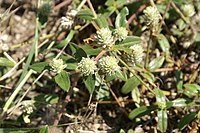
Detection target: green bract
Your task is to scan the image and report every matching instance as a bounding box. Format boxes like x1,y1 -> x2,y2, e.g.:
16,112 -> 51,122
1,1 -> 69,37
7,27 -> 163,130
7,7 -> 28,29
77,57 -> 97,76
94,28 -> 114,48
49,58 -> 67,73
98,56 -> 120,75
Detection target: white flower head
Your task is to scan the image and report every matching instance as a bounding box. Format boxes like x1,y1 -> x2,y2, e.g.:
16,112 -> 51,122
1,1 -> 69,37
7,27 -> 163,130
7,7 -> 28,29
181,4 -> 195,17
49,58 -> 67,73
60,9 -> 78,29
94,28 -> 114,48
125,44 -> 144,66
114,27 -> 128,41
143,6 -> 160,31
20,101 -> 35,114
98,56 -> 120,75
77,57 -> 97,76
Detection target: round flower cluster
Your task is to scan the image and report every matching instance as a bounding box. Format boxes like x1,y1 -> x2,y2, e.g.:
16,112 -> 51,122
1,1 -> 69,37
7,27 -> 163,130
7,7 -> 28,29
77,56 -> 120,76
49,58 -> 67,73
181,4 -> 195,17
61,10 -> 78,29
98,56 -> 120,75
114,27 -> 128,41
125,44 -> 144,66
20,101 -> 35,114
77,57 -> 97,76
143,6 -> 160,32
94,28 -> 114,48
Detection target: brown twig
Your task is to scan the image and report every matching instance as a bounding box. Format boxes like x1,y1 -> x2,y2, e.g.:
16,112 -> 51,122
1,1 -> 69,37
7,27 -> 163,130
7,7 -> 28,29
106,83 -> 123,107
95,50 -> 106,61
53,0 -> 72,11
127,4 -> 147,25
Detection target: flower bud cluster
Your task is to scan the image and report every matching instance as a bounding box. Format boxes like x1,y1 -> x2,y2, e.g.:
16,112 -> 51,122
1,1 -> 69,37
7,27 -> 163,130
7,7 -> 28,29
124,44 -> 144,66
94,27 -> 128,48
61,10 -> 78,30
49,58 -> 67,73
20,101 -> 35,114
143,6 -> 160,32
114,27 -> 128,41
77,57 -> 97,76
77,56 -> 120,76
98,56 -> 120,75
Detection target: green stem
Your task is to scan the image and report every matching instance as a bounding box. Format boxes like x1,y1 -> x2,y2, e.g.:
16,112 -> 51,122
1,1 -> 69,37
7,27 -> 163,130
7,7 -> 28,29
112,52 -> 155,95
77,0 -> 87,11
145,31 -> 152,68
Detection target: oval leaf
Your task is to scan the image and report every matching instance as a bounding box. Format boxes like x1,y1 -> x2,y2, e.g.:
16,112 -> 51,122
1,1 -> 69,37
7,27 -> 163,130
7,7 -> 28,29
118,36 -> 142,47
77,9 -> 94,21
157,109 -> 168,133
148,56 -> 165,71
128,105 -> 157,120
83,74 -> 96,94
55,70 -> 70,92
0,57 -> 15,67
178,112 -> 197,130
95,14 -> 109,28
158,34 -> 170,55
30,62 -> 48,73
121,75 -> 140,94
115,7 -> 129,28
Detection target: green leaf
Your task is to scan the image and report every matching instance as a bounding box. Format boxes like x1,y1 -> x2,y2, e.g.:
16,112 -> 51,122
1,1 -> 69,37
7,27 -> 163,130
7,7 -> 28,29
141,71 -> 155,85
184,84 -> 200,97
0,57 -> 15,67
115,7 -> 129,28
55,70 -> 70,92
112,45 -> 132,54
121,75 -> 140,94
175,70 -> 183,93
158,34 -> 170,55
128,105 -> 157,120
171,98 -> 189,107
148,56 -> 165,71
34,94 -> 59,104
29,62 -> 48,73
157,109 -> 168,132
131,87 -> 140,107
155,88 -> 166,103
77,9 -> 94,21
83,74 -> 96,94
39,125 -> 49,133
118,36 -> 142,47
115,70 -> 127,81
178,112 -> 197,130
81,44 -> 102,56
95,14 -> 109,28
155,88 -> 166,110
105,74 -> 116,82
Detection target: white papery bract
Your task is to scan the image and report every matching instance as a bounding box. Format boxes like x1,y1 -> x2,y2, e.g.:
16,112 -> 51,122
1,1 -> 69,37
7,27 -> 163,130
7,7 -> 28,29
98,56 -> 120,75
60,10 -> 78,29
77,57 -> 97,76
94,28 -> 114,48
143,6 -> 160,32
114,27 -> 128,41
49,58 -> 67,73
